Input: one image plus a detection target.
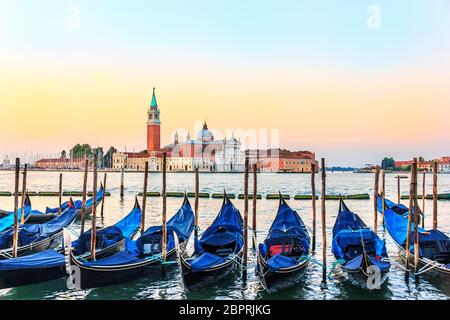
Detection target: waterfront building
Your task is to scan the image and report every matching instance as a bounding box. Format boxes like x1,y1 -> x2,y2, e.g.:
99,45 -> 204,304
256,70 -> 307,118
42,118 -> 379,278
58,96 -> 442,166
437,156 -> 450,173
34,158 -> 87,170
247,149 -> 318,173
112,152 -> 161,171
215,135 -> 245,172
1,156 -> 11,170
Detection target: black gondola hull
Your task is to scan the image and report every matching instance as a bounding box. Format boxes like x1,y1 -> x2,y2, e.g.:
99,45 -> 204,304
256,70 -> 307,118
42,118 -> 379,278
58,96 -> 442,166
0,265 -> 67,289
69,246 -> 181,290
180,251 -> 242,291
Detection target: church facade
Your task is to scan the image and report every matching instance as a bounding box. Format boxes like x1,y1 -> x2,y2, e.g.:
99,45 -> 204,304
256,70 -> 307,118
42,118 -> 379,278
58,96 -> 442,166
112,88 -> 245,172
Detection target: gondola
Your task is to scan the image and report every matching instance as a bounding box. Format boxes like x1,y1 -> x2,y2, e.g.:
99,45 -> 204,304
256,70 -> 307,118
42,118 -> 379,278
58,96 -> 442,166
377,194 -> 422,224
378,196 -> 450,278
179,192 -> 243,291
0,206 -> 77,259
256,196 -> 311,293
0,195 -> 32,233
0,198 -> 143,289
332,199 -> 390,289
43,184 -> 105,220
66,195 -> 194,289
0,185 -> 104,224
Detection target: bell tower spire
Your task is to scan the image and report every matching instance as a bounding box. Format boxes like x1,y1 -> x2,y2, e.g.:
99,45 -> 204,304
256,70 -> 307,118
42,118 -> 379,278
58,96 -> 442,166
147,87 -> 161,152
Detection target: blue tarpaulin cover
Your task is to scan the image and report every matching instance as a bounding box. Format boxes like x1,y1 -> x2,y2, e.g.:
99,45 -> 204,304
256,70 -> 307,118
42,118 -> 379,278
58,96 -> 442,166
0,249 -> 65,271
383,201 -> 449,249
45,187 -> 104,214
190,252 -> 226,272
332,199 -> 390,272
0,208 -> 76,249
377,195 -> 409,217
190,194 -> 243,272
73,200 -> 142,255
75,197 -> 194,267
266,254 -> 298,272
0,200 -> 32,233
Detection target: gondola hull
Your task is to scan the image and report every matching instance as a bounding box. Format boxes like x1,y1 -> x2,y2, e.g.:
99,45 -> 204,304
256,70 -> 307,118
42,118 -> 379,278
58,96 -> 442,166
0,265 -> 66,289
342,266 -> 389,290
395,242 -> 450,279
180,251 -> 243,291
257,252 -> 310,294
69,244 -> 183,290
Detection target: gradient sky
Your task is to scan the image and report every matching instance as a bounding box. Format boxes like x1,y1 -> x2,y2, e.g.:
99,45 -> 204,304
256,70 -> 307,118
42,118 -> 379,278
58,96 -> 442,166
1,0 -> 449,166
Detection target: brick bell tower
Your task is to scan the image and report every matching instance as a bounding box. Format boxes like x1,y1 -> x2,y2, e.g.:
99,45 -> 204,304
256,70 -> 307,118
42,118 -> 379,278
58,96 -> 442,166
147,87 -> 161,152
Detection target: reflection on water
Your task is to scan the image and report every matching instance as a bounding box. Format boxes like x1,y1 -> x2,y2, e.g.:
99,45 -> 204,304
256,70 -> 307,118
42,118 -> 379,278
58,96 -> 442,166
0,171 -> 448,300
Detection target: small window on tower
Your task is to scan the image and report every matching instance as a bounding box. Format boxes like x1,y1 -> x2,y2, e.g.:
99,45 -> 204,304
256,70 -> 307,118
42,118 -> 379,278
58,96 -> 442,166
155,114 -> 159,120
149,114 -> 153,120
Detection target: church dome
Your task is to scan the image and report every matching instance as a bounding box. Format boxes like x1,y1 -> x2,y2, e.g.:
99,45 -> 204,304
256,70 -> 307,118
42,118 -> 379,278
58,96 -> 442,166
197,121 -> 214,143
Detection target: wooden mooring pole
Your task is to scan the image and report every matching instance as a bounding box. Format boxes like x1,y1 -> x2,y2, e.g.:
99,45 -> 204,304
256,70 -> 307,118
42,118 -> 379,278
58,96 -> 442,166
432,161 -> 438,230
373,166 -> 380,232
413,160 -> 420,273
422,171 -> 426,229
321,158 -> 327,283
80,159 -> 89,235
311,162 -> 317,252
58,173 -> 63,214
243,157 -> 249,278
381,169 -> 386,225
20,164 -> 28,224
141,162 -> 149,233
405,158 -> 417,270
397,175 -> 401,204
252,163 -> 257,251
90,154 -> 98,260
12,158 -> 20,258
100,173 -> 107,220
120,166 -> 125,198
194,167 -> 199,238
162,153 -> 167,262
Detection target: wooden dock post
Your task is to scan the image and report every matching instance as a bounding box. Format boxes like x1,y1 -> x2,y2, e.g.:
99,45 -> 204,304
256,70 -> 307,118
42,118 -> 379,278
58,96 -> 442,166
100,173 -> 107,220
141,162 -> 149,233
162,153 -> 167,262
413,160 -> 420,273
381,170 -> 386,225
194,167 -> 199,238
405,158 -> 417,270
373,166 -> 380,232
252,163 -> 258,251
321,158 -> 327,283
311,162 -> 317,252
242,157 -> 249,277
20,164 -> 28,224
90,154 -> 98,261
432,161 -> 438,230
58,173 -> 63,214
422,171 -> 426,229
12,158 -> 20,258
120,166 -> 125,198
396,175 -> 401,204
80,159 -> 89,235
